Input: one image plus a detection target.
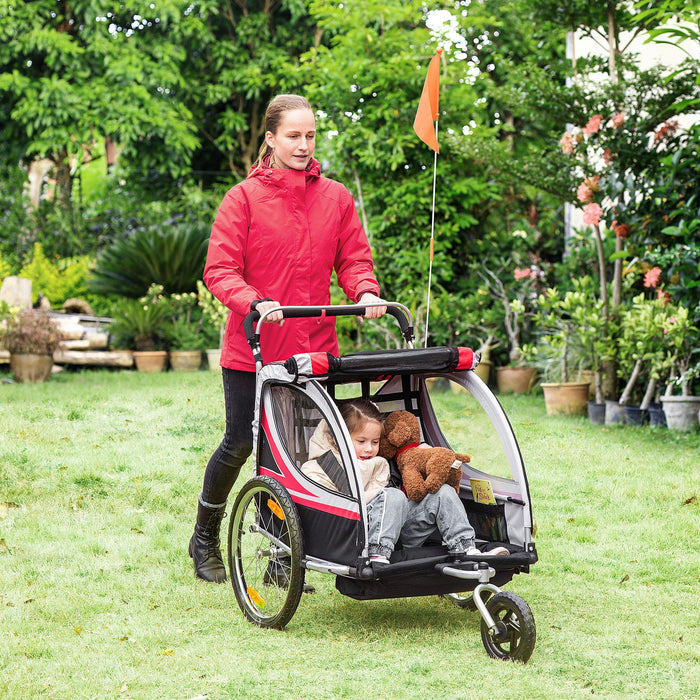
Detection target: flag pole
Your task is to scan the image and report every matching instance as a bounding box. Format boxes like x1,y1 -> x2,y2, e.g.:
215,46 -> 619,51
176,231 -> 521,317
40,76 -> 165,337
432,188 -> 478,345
424,122 -> 438,348
413,47 -> 442,348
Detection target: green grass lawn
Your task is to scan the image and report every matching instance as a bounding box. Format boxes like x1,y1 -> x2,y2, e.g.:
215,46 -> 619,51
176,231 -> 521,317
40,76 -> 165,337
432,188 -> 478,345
0,368 -> 698,699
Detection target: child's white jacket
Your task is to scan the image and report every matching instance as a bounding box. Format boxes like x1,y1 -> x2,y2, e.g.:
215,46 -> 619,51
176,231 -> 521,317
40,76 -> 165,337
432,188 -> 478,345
301,421 -> 390,503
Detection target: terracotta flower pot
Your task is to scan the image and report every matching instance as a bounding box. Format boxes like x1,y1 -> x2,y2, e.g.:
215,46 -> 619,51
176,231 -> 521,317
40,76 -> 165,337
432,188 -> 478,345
496,366 -> 537,394
541,382 -> 590,416
133,350 -> 168,373
10,353 -> 54,382
169,349 -> 202,372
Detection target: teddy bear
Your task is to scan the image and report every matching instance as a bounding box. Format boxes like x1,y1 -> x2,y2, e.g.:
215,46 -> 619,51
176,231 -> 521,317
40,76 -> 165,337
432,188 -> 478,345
379,410 -> 471,503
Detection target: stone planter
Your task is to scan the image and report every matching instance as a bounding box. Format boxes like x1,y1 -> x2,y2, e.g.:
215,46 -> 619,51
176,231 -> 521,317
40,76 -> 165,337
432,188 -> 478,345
660,395 -> 700,431
10,353 -> 54,382
604,400 -> 626,426
169,349 -> 202,372
206,348 -> 222,372
541,382 -> 589,416
496,366 -> 537,394
587,401 -> 606,425
473,359 -> 492,385
133,350 -> 168,373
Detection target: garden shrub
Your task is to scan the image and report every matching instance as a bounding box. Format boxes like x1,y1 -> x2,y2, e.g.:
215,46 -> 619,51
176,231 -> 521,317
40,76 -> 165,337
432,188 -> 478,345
89,218 -> 210,298
17,243 -> 91,307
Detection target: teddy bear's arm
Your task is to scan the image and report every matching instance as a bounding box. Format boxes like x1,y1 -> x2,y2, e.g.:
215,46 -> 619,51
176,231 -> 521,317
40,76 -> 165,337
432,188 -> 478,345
400,466 -> 429,502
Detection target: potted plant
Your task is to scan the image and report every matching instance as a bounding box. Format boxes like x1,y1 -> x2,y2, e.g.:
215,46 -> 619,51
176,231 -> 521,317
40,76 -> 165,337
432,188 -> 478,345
4,308 -> 63,382
196,281 -> 227,372
659,305 -> 700,431
479,260 -> 542,394
163,291 -> 209,371
109,284 -> 169,372
571,288 -> 610,424
524,282 -> 593,416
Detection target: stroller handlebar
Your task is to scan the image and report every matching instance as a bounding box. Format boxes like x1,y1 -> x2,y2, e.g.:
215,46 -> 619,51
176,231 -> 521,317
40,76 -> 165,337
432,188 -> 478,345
244,303 -> 414,361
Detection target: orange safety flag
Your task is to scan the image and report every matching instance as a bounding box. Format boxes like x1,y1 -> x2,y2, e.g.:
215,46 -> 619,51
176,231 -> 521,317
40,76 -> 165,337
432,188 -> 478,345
413,48 -> 442,153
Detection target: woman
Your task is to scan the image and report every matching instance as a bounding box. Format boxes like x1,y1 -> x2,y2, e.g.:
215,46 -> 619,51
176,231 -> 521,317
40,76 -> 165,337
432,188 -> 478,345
190,94 -> 386,582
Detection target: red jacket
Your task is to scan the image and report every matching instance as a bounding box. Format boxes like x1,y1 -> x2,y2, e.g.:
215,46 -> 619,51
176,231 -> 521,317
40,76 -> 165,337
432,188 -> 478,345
204,158 -> 380,371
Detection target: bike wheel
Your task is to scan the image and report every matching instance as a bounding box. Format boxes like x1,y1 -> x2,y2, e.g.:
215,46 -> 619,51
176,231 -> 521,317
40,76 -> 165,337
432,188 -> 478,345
481,591 -> 536,662
228,476 -> 305,629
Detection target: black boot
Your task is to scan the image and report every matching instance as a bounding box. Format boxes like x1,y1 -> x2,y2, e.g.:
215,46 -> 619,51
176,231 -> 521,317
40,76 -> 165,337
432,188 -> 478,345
189,497 -> 227,583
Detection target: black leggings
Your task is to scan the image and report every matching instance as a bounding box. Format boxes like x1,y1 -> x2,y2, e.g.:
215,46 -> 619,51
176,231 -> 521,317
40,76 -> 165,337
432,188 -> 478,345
200,368 -> 256,505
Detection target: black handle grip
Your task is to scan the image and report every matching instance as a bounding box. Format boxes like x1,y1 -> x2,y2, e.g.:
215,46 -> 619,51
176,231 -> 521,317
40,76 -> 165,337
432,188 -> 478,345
244,303 -> 413,358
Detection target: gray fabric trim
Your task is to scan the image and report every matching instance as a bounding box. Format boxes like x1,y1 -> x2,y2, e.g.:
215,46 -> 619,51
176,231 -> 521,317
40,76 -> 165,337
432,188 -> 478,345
199,494 -> 227,510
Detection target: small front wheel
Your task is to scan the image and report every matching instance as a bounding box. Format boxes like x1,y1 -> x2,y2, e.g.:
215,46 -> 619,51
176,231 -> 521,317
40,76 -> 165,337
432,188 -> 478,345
228,476 -> 305,629
481,591 -> 536,663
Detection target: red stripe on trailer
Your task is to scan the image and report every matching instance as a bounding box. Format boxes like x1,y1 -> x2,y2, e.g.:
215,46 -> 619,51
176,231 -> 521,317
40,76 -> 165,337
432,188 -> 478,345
456,347 -> 475,370
259,411 -> 360,521
309,352 -> 330,374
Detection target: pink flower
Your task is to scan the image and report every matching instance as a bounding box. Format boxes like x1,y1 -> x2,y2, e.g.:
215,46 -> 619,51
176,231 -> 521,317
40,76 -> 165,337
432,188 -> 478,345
577,175 -> 600,203
559,132 -> 574,154
603,148 -> 614,164
514,268 -> 532,281
582,114 -> 603,137
654,119 -> 679,145
577,183 -> 593,203
582,203 -> 603,227
643,267 -> 662,288
657,289 -> 671,305
611,112 -> 625,129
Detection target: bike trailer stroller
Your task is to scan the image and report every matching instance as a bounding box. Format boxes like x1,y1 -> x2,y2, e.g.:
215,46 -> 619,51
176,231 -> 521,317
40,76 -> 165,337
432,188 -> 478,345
227,303 -> 538,662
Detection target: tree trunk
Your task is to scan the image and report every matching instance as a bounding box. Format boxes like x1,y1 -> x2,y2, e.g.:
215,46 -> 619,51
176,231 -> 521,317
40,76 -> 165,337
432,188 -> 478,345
640,377 -> 657,411
619,358 -> 643,405
53,150 -> 73,209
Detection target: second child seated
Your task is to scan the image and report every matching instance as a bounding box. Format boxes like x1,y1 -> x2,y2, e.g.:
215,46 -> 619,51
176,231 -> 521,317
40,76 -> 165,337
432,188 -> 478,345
302,400 -> 504,563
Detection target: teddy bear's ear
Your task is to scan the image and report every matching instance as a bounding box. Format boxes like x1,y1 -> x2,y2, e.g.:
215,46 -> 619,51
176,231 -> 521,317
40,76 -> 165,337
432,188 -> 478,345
385,412 -> 413,446
378,434 -> 396,459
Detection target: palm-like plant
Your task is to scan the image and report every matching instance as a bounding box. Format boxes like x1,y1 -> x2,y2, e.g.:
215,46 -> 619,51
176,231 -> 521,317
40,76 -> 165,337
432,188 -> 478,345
89,219 -> 210,298
109,289 -> 169,351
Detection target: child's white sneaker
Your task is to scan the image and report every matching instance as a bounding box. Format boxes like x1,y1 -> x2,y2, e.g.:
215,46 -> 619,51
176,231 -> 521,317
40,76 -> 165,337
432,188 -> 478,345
369,554 -> 390,564
482,546 -> 509,556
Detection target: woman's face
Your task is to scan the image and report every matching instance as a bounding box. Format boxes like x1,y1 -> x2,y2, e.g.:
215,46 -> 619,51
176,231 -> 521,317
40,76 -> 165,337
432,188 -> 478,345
265,108 -> 316,170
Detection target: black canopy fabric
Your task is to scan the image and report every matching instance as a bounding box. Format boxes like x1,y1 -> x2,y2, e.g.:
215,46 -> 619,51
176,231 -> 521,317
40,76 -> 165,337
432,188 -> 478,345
284,346 -> 480,381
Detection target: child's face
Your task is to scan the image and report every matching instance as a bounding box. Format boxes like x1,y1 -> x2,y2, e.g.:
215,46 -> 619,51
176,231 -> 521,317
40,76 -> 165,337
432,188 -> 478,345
349,420 -> 382,461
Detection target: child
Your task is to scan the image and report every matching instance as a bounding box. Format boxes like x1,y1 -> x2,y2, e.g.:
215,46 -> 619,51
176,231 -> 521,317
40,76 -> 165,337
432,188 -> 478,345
302,399 -> 408,563
303,400 -> 508,564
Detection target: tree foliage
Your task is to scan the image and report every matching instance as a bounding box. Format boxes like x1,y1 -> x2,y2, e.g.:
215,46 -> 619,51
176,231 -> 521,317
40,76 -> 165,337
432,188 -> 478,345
0,1 -> 198,205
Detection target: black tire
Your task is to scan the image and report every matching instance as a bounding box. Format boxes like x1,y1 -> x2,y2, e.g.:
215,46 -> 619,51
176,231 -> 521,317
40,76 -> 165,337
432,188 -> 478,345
227,476 -> 305,629
480,591 -> 536,663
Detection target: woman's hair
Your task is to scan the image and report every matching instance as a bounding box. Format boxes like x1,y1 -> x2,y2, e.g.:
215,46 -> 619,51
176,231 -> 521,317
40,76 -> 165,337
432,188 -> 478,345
251,94 -> 314,172
339,399 -> 384,435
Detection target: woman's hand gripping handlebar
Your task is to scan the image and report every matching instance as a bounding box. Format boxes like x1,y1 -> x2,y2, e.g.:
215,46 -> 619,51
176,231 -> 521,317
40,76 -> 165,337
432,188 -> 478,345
244,302 -> 415,365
